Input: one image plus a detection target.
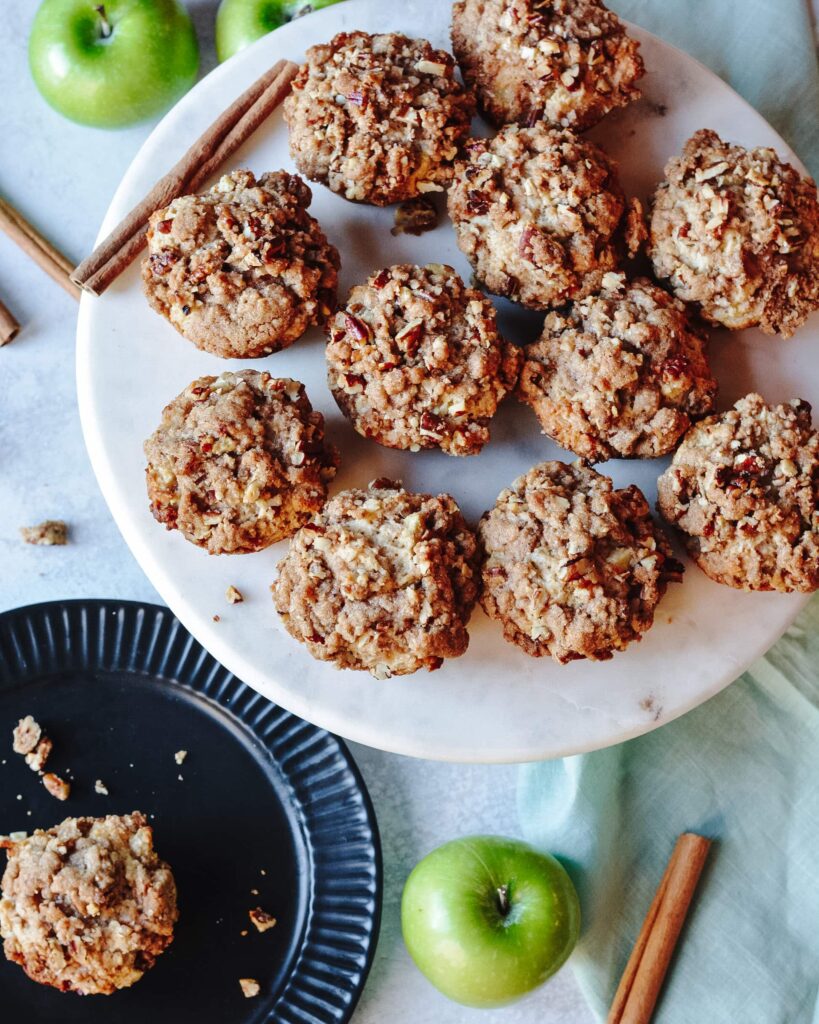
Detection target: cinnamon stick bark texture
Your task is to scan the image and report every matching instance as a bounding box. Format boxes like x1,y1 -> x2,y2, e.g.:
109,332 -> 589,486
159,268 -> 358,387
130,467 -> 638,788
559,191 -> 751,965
0,198 -> 80,302
71,59 -> 299,297
0,296 -> 20,345
608,832 -> 712,1024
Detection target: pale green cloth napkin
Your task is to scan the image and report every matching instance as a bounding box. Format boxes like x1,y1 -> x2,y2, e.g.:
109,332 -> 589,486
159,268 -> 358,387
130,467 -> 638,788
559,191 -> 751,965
518,11 -> 819,1021
518,598 -> 819,1023
609,0 -> 819,176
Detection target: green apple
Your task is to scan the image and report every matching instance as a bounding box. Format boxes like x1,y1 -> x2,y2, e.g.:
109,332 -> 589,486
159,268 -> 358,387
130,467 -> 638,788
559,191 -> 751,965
216,0 -> 345,63
401,835 -> 581,1008
29,0 -> 199,128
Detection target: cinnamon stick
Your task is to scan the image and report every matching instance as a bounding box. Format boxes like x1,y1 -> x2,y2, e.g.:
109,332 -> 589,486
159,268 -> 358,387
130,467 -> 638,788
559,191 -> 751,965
72,58 -> 299,297
0,296 -> 20,346
608,833 -> 712,1024
0,198 -> 81,302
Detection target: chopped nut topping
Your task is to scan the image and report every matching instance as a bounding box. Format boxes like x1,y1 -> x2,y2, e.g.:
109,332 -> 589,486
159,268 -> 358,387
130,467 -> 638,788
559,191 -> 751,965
239,978 -> 260,999
414,59 -> 447,76
20,520 -> 68,546
42,773 -> 70,801
249,907 -> 277,933
225,585 -> 244,605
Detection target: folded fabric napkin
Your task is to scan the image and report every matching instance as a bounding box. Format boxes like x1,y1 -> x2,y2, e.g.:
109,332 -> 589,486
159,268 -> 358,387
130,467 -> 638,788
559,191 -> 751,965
610,0 -> 819,176
519,11 -> 819,1022
518,596 -> 819,1023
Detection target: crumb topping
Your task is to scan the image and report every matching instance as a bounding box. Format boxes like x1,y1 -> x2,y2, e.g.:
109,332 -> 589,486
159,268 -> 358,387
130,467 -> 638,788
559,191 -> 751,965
479,461 -> 682,662
452,0 -> 643,130
144,371 -> 338,555
448,124 -> 644,309
284,31 -> 474,205
649,129 -> 819,337
143,169 -> 339,358
272,481 -> 480,677
657,393 -> 819,591
0,813 -> 177,995
327,263 -> 521,456
518,273 -> 717,460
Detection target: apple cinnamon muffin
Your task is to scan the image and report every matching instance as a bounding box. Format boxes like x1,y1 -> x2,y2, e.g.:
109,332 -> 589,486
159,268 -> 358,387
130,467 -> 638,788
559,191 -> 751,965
517,273 -> 717,461
142,169 -> 339,358
144,371 -> 338,555
479,461 -> 683,662
657,394 -> 819,591
283,31 -> 474,205
448,125 -> 645,309
452,0 -> 643,131
272,480 -> 480,678
0,813 -> 177,995
649,129 -> 819,337
326,263 -> 522,456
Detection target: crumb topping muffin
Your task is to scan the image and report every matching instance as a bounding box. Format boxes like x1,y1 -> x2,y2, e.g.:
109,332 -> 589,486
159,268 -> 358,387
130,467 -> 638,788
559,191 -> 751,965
272,480 -> 480,678
657,394 -> 819,591
452,0 -> 643,131
327,263 -> 522,456
0,813 -> 177,996
284,31 -> 475,206
144,370 -> 338,555
479,461 -> 682,662
518,273 -> 717,461
649,129 -> 819,337
142,169 -> 339,358
448,125 -> 645,309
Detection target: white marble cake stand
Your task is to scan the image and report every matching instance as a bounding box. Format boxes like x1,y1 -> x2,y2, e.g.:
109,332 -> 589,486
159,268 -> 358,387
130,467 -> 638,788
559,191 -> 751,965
77,0 -> 815,762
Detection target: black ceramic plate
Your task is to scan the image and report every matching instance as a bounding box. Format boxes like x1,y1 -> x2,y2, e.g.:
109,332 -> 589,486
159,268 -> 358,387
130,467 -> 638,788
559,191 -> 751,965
0,600 -> 381,1023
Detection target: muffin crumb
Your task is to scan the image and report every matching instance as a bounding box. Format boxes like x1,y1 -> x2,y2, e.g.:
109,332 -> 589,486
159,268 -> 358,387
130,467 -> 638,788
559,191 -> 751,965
239,978 -> 261,998
225,585 -> 244,605
249,907 -> 277,933
20,521 -> 68,546
42,773 -> 70,801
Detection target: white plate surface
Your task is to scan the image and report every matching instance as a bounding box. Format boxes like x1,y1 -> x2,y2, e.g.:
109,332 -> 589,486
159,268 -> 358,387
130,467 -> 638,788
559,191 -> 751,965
77,0 -> 815,762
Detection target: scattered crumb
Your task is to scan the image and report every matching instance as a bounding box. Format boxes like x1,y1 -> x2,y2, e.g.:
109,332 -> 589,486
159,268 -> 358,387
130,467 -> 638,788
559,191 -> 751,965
260,869 -> 266,876
20,520 -> 68,546
12,716 -> 42,755
177,774 -> 184,781
212,615 -> 221,623
42,772 -> 70,801
249,907 -> 277,933
240,929 -> 248,937
391,195 -> 438,236
16,794 -> 22,801
225,585 -> 244,605
174,750 -> 187,765
239,978 -> 260,999
94,779 -> 109,796
250,888 -> 259,896
25,737 -> 53,773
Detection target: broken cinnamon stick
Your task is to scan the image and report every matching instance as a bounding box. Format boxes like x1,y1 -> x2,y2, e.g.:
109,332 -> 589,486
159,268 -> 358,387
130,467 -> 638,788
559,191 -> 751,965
0,198 -> 80,302
71,58 -> 299,297
608,832 -> 712,1024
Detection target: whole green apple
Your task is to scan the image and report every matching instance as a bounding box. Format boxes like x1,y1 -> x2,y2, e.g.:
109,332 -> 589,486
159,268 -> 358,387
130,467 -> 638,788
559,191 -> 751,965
216,0 -> 345,63
29,0 -> 199,128
401,835 -> 580,1008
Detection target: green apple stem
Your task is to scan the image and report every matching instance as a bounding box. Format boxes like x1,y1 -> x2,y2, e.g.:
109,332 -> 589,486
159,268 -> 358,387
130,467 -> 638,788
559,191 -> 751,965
94,5 -> 112,39
496,884 -> 510,918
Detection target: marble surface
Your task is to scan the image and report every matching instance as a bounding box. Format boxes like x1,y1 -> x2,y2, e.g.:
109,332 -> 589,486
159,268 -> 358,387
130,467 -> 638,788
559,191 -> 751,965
77,3 -> 812,764
0,3 -> 590,1020
3,3 -> 817,1021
